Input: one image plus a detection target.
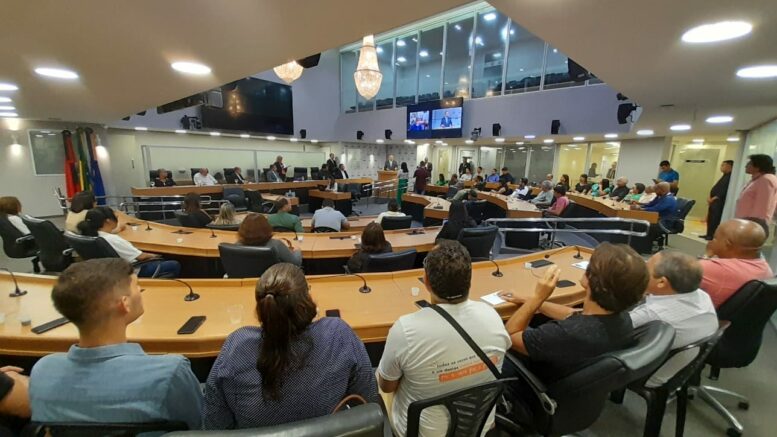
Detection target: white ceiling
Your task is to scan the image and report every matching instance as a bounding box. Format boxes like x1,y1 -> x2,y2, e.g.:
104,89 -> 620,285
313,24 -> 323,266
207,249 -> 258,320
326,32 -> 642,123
0,0 -> 468,124
488,0 -> 777,140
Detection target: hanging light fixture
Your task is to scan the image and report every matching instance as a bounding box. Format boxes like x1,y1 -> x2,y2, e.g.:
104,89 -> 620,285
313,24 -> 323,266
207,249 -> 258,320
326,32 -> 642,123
273,60 -> 304,84
354,35 -> 382,100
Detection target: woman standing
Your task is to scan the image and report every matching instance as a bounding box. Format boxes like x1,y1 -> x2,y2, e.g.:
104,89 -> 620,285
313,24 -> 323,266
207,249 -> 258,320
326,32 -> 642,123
735,154 -> 777,224
397,162 -> 409,204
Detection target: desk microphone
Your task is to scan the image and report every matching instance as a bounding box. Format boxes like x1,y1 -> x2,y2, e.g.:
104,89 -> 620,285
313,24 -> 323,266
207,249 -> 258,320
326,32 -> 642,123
317,272 -> 372,294
487,259 -> 503,277
210,229 -> 217,238
542,245 -> 584,260
145,221 -> 153,231
1,268 -> 28,297
572,245 -> 583,260
170,278 -> 200,302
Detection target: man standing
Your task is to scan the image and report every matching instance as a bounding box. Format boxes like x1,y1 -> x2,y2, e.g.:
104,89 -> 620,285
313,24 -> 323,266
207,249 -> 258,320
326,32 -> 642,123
606,162 -> 617,180
413,162 -> 428,195
458,157 -> 473,176
272,156 -> 287,181
378,241 -> 510,437
194,168 -> 218,186
439,111 -> 453,128
702,160 -> 733,240
384,154 -> 399,171
326,153 -> 338,177
656,160 -> 680,195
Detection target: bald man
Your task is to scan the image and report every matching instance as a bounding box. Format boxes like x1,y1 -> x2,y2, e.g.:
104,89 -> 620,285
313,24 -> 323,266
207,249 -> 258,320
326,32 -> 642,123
632,182 -> 677,244
700,219 -> 773,308
609,177 -> 630,201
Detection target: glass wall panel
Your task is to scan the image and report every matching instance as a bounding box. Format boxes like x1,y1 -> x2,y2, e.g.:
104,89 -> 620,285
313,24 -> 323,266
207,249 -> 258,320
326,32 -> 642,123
418,26 -> 444,103
589,142 -> 621,183
395,33 -> 418,107
375,40 -> 395,109
504,22 -> 545,94
503,145 -> 528,179
478,146 -> 500,175
557,143 -> 589,184
340,50 -> 358,113
543,44 -> 583,90
527,144 -> 555,184
471,9 -> 508,98
443,15 -> 474,99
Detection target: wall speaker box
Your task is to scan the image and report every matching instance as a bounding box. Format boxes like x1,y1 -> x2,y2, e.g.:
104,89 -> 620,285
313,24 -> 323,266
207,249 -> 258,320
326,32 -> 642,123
567,59 -> 590,82
299,129 -> 307,139
357,130 -> 364,140
551,119 -> 561,135
297,54 -> 321,69
492,123 -> 501,136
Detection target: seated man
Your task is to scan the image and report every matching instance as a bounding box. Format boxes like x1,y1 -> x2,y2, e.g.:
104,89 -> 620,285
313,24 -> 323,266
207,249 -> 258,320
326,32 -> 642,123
486,168 -> 500,183
631,182 -> 677,243
0,365 -> 30,434
266,164 -> 281,182
511,178 -> 530,199
193,167 -> 217,186
311,199 -> 349,232
499,242 -> 647,383
29,259 -> 202,429
452,188 -> 478,202
530,180 -> 554,207
543,186 -> 569,217
378,241 -> 510,437
609,177 -> 630,201
375,199 -> 406,225
700,218 -> 773,308
630,251 -> 717,387
267,197 -> 303,233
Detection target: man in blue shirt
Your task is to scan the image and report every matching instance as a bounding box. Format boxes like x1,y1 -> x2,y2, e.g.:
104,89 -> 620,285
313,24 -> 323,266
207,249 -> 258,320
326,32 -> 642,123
29,259 -> 202,430
486,168 -> 500,183
632,182 -> 678,246
656,160 -> 680,195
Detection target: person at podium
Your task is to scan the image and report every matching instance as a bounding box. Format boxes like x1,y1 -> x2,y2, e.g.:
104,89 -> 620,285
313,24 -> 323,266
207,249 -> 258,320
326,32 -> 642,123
384,154 -> 399,171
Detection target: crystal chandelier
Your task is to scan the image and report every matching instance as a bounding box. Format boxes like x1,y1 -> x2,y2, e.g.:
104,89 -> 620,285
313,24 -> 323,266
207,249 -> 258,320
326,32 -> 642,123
273,60 -> 304,84
354,35 -> 382,100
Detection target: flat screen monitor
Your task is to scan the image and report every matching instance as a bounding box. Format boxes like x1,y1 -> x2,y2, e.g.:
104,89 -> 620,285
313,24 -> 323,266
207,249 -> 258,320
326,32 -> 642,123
200,77 -> 294,135
407,98 -> 463,139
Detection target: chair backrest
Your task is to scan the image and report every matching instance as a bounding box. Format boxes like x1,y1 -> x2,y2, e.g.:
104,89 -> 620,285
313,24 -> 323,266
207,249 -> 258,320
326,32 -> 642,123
381,215 -> 413,230
222,168 -> 236,183
406,378 -> 517,437
457,226 -> 498,260
0,214 -> 35,258
272,226 -> 296,232
534,321 -> 675,436
655,321 -> 729,393
24,420 -> 187,437
165,403 -> 385,437
313,226 -> 339,233
365,249 -> 417,272
707,278 -> 777,369
21,216 -> 72,272
63,234 -> 120,260
174,211 -> 205,228
223,187 -> 247,209
218,243 -> 280,278
310,167 -> 321,179
206,223 -> 240,231
446,187 -> 459,198
244,191 -> 265,213
149,169 -> 159,181
293,167 -> 308,180
465,200 -> 487,224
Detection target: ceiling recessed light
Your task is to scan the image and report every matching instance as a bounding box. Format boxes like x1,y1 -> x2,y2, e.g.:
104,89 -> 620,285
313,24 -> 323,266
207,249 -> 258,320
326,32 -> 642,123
311,139 -> 319,143
692,138 -> 705,143
396,40 -> 406,47
435,140 -> 443,144
0,112 -> 18,117
604,133 -> 618,139
175,129 -> 187,134
465,139 -> 474,144
483,12 -> 497,21
441,142 -> 448,146
636,129 -> 654,136
670,124 -> 691,131
0,97 -> 11,103
0,105 -> 15,111
494,137 -> 505,143
454,24 -> 462,31
396,56 -> 407,63
267,136 -> 276,141
573,136 -> 585,141
419,50 -> 429,57
681,21 -> 752,43
171,61 -> 211,75
376,47 -> 383,54
524,134 -> 535,139
34,67 -> 79,79
543,139 -> 554,143
376,139 -> 384,143
289,137 -> 298,142
727,136 -> 739,142
134,126 -> 148,131
706,115 -> 734,124
209,131 -> 221,136
0,83 -> 19,91
240,133 -> 250,138
552,48 -> 558,53
737,65 -> 777,78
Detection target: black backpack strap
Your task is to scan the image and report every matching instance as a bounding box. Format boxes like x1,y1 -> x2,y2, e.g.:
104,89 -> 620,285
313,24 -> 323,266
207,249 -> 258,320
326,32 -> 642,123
428,304 -> 502,379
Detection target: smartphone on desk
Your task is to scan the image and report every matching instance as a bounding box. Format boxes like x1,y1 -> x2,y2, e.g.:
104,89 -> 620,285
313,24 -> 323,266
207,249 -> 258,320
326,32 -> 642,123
325,309 -> 341,318
177,316 -> 206,335
414,299 -> 431,309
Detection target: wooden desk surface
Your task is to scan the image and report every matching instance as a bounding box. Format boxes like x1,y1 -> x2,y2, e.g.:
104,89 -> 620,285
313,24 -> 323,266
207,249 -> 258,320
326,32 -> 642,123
477,192 -> 542,219
567,193 -> 657,224
259,193 -> 300,206
402,193 -> 451,220
0,247 -> 590,357
118,212 -> 437,259
309,189 -> 351,201
301,216 -> 377,232
131,179 -> 371,197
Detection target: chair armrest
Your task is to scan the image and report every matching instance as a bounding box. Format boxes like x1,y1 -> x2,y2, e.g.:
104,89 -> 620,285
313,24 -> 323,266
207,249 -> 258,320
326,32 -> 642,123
505,353 -> 557,415
62,248 -> 74,257
15,234 -> 34,244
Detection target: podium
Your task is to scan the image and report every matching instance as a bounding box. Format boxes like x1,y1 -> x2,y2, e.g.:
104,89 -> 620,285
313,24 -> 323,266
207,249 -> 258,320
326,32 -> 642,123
376,170 -> 399,199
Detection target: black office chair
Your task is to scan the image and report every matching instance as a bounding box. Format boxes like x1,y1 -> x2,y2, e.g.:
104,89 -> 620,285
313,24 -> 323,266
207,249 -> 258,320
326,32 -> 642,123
293,167 -> 308,180
691,278 -> 777,437
189,168 -> 200,182
0,215 -> 40,273
245,191 -> 276,214
498,321 -> 675,436
21,216 -> 73,273
657,198 -> 695,248
165,403 -> 385,437
218,243 -> 280,278
446,187 -> 459,199
313,226 -> 339,233
457,226 -> 498,260
310,167 -> 321,180
465,200 -> 487,225
223,187 -> 248,211
206,223 -> 240,231
407,377 -> 519,437
148,169 -> 159,182
22,420 -> 187,437
174,211 -> 206,228
272,226 -> 296,233
365,249 -> 417,272
63,233 -> 173,278
222,168 -> 237,184
611,321 -> 729,437
381,216 -> 412,230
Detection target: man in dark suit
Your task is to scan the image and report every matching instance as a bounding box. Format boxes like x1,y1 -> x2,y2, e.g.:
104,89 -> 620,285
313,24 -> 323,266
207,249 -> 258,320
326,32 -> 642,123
439,111 -> 453,128
702,160 -> 733,240
384,154 -> 398,171
335,163 -> 349,180
326,153 -> 338,178
153,169 -> 176,187
232,167 -> 246,184
458,157 -> 473,176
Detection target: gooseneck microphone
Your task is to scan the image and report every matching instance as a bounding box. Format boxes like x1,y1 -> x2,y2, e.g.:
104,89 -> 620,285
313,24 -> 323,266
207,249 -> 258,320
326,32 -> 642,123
210,228 -> 217,238
316,272 -> 372,294
1,268 -> 28,297
573,245 -> 583,260
488,259 -> 503,277
170,278 -> 200,302
145,221 -> 153,231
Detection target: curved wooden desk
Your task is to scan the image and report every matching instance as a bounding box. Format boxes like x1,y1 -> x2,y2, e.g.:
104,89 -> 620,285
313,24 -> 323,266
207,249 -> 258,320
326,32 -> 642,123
567,193 -> 657,224
401,193 -> 451,220
130,178 -> 372,197
476,192 -> 542,218
0,247 -> 590,358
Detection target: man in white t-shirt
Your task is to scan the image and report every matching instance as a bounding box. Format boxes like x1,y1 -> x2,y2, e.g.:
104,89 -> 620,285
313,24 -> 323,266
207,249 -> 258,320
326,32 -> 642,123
630,251 -> 717,387
193,168 -> 217,186
378,241 -> 511,437
375,199 -> 406,225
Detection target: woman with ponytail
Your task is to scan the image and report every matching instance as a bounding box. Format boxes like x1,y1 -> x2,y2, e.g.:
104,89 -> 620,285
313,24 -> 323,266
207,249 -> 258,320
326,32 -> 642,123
203,263 -> 377,429
76,207 -> 181,278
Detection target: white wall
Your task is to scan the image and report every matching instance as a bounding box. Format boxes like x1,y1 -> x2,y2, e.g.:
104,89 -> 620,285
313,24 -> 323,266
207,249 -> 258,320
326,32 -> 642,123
615,137 -> 672,187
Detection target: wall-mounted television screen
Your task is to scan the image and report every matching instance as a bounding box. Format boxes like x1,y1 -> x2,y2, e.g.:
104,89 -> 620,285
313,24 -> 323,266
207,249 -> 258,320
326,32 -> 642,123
407,98 -> 463,139
200,77 -> 294,135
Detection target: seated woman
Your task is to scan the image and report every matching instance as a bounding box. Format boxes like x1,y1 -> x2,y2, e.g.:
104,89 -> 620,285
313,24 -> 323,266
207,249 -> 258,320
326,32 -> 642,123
0,196 -> 30,235
557,174 -> 571,191
77,207 -> 181,278
213,203 -> 241,226
375,199 -> 406,225
626,182 -> 646,203
435,200 -> 476,242
183,192 -> 213,227
448,174 -> 459,188
435,173 -> 447,186
574,174 -> 591,194
65,191 -> 96,233
347,223 -> 393,273
591,178 -> 611,197
237,213 -> 302,266
543,186 -> 569,217
203,263 -> 378,429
